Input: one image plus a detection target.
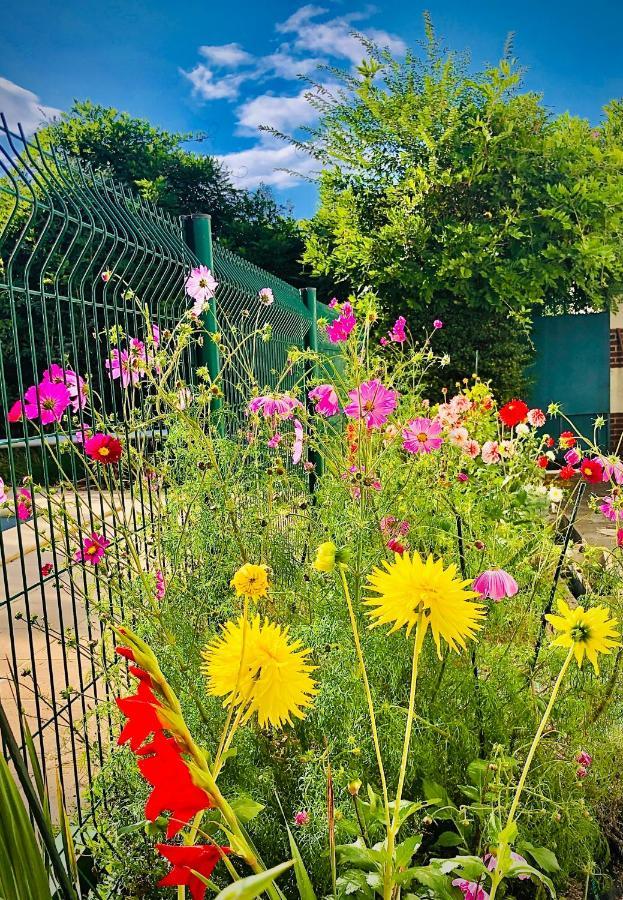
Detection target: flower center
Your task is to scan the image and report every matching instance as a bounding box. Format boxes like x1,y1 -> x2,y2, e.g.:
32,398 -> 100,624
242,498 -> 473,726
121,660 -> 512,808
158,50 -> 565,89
570,622 -> 591,643
87,545 -> 98,555
363,400 -> 375,411
199,278 -> 208,288
42,397 -> 57,410
417,432 -> 428,442
99,447 -> 110,457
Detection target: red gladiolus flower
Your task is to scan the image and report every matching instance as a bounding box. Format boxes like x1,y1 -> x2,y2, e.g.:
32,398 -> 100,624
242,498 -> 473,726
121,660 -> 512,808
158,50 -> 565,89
84,433 -> 123,464
498,399 -> 528,427
536,456 -> 549,469
559,465 -> 577,480
579,458 -> 604,484
117,679 -> 164,752
559,430 -> 576,449
136,731 -> 213,837
157,845 -> 230,900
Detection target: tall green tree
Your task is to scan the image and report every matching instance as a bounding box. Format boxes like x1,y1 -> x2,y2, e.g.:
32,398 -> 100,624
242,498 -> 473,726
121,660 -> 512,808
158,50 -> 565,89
294,19 -> 623,395
42,102 -> 309,284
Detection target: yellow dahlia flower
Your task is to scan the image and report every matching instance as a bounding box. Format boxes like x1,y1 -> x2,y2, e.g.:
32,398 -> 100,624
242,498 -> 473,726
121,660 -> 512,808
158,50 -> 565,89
201,616 -> 317,728
230,563 -> 269,599
364,552 -> 486,655
546,598 -> 620,673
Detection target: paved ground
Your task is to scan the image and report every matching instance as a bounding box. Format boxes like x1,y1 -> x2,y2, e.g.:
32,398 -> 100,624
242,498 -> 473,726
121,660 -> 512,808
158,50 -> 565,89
1,491 -> 141,818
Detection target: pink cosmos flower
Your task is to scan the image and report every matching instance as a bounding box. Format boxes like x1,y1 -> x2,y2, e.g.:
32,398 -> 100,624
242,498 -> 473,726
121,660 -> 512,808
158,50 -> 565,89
433,319 -> 443,329
185,265 -> 218,316
294,810 -> 310,827
23,381 -> 71,424
44,366 -> 89,413
473,569 -> 519,602
527,408 -> 546,428
267,433 -> 282,449
17,487 -> 33,521
326,303 -> 356,343
481,441 -> 501,465
106,349 -> 139,388
152,324 -> 160,346
485,852 -> 529,879
389,316 -> 407,343
292,419 -> 304,464
601,457 -> 623,485
463,439 -> 481,459
379,336 -> 389,347
0,478 -> 7,505
328,297 -> 338,308
247,394 -> 301,420
7,400 -> 23,422
402,417 -> 443,454
451,879 -> 489,900
155,570 -> 166,601
436,403 -> 460,427
74,532 -> 110,565
308,384 -> 340,417
564,448 -> 581,467
457,472 -> 469,482
344,380 -> 398,429
258,287 -> 274,306
576,750 -> 593,767
599,495 -> 619,522
618,528 -> 623,549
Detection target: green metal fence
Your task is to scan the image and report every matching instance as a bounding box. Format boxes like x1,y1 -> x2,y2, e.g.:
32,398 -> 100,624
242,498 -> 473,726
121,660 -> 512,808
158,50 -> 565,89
0,113 -> 334,828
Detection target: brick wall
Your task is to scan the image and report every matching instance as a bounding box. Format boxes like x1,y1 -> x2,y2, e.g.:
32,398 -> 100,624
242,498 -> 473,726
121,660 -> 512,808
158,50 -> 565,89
611,328 -> 623,368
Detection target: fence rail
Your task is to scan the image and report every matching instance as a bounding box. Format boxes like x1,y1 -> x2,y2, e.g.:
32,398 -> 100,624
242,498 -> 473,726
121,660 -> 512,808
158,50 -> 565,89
0,114 -> 334,828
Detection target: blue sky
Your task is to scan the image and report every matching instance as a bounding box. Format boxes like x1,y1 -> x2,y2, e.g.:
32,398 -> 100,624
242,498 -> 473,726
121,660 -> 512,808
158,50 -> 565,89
1,1 -> 623,217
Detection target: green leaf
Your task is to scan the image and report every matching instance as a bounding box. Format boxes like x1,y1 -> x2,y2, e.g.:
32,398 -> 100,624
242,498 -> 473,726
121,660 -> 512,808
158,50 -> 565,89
409,866 -> 457,900
395,834 -> 422,869
421,779 -> 449,806
286,824 -> 317,900
506,862 -> 556,896
230,796 -> 265,824
215,860 -> 294,900
519,843 -> 560,873
435,831 -> 465,848
335,840 -> 385,870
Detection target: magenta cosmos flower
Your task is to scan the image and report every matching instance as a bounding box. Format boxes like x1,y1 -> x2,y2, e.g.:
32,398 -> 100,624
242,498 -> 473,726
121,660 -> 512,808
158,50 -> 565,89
43,364 -> 88,413
326,302 -> 356,343
451,879 -> 489,900
308,384 -> 339,417
23,381 -> 71,424
344,380 -> 398,429
402,417 -> 443,454
74,532 -> 111,565
389,316 -> 407,344
17,487 -> 33,521
247,393 -> 301,420
599,495 -> 619,522
473,568 -> 518,602
185,265 -> 218,316
433,319 -> 443,329
0,477 -> 7,506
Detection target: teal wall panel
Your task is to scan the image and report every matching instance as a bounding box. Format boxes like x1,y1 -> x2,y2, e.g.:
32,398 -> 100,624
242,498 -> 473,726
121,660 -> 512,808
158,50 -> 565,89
526,313 -> 610,449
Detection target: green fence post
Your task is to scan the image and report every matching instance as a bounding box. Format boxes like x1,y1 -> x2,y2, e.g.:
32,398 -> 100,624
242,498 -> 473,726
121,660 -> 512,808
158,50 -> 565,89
302,287 -> 324,483
182,214 -> 223,426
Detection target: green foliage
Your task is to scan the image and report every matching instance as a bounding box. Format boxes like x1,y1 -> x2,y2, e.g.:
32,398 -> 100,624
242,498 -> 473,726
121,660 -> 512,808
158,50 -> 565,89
41,101 -> 310,284
299,18 -> 623,394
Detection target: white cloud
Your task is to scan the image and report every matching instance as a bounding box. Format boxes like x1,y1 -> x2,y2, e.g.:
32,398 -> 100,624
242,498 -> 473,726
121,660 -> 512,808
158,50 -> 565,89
0,77 -> 61,134
277,5 -> 406,63
261,49 -> 324,80
182,65 -> 247,100
199,43 -> 254,68
216,142 -> 316,189
236,87 -> 321,134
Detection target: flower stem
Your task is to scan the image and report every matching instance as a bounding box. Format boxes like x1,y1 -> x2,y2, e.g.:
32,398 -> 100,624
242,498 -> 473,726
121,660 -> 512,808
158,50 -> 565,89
337,568 -> 391,826
385,611 -> 425,900
489,646 -> 574,900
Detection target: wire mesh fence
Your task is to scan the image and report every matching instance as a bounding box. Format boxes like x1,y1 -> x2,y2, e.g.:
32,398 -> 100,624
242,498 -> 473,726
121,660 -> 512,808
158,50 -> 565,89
0,114 -> 335,827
